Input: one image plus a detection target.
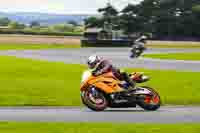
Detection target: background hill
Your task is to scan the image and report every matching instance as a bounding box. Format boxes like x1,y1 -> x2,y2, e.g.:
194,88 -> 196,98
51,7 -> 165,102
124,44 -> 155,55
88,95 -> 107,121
0,12 -> 92,25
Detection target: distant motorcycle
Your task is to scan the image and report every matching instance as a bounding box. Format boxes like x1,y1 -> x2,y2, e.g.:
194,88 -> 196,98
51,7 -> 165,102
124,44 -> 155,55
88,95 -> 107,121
130,35 -> 147,58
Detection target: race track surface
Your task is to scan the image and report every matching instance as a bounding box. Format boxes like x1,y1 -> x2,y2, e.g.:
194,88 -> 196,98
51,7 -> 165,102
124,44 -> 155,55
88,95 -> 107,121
0,106 -> 199,123
0,48 -> 200,123
0,48 -> 200,71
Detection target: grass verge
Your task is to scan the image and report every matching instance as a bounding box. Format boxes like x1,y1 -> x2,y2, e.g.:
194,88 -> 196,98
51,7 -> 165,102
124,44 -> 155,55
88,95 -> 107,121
143,53 -> 200,61
147,41 -> 200,48
0,56 -> 200,106
0,44 -> 80,50
0,43 -> 199,49
0,122 -> 199,133
147,44 -> 200,48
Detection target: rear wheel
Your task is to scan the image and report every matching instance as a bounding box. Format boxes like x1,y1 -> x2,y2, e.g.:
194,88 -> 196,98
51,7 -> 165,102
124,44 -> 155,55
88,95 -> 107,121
81,87 -> 108,111
137,86 -> 161,111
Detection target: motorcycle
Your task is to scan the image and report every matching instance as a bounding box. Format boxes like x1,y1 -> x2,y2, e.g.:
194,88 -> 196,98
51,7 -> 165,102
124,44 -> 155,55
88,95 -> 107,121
130,35 -> 147,58
80,70 -> 161,111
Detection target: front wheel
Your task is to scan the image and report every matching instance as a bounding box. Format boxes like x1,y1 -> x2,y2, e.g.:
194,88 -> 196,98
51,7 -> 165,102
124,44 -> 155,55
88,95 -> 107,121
137,86 -> 161,111
81,87 -> 108,111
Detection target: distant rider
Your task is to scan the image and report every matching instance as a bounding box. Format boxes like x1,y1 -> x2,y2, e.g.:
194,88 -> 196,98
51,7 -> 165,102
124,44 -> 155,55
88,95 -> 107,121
87,55 -> 135,89
130,35 -> 147,58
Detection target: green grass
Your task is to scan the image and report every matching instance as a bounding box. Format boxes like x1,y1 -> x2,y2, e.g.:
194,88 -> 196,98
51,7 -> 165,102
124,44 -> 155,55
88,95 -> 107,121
147,44 -> 200,48
0,122 -> 199,133
0,42 -> 199,50
126,68 -> 200,105
0,44 -> 80,50
0,56 -> 85,106
143,52 -> 200,61
0,56 -> 200,106
147,41 -> 200,48
0,28 -> 83,36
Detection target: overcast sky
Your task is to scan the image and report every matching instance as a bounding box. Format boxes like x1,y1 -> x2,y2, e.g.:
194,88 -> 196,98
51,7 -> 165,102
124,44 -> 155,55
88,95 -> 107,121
0,0 -> 143,14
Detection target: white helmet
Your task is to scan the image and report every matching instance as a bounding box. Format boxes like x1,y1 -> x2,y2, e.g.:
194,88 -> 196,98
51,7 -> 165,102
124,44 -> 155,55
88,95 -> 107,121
141,35 -> 147,39
87,55 -> 100,69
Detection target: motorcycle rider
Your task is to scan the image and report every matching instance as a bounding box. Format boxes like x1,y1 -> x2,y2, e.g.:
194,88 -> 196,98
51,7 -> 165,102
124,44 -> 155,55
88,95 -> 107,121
87,55 -> 135,89
134,35 -> 147,44
130,35 -> 147,58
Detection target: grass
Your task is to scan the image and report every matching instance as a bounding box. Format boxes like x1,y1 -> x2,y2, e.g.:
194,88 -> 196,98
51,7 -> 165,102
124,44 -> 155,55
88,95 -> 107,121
0,28 -> 83,36
0,41 -> 200,50
1,43 -> 198,50
0,56 -> 85,106
0,43 -> 80,50
147,44 -> 200,48
0,56 -> 200,106
126,68 -> 200,105
0,122 -> 199,133
147,41 -> 200,48
143,52 -> 200,61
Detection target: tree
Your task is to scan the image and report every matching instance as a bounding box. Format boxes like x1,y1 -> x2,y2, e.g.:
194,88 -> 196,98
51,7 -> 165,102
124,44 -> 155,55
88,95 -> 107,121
98,3 -> 119,30
120,4 -> 142,36
156,0 -> 200,36
84,0 -> 200,38
30,21 -> 40,28
68,20 -> 78,26
84,16 -> 104,28
8,21 -> 25,29
98,3 -> 118,17
52,24 -> 75,32
74,26 -> 84,32
131,0 -> 200,37
84,3 -> 120,30
192,5 -> 200,13
0,17 -> 11,26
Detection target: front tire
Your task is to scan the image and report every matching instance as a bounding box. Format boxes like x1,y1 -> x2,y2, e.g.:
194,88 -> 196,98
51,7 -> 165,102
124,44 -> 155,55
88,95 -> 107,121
81,87 -> 108,111
137,86 -> 161,111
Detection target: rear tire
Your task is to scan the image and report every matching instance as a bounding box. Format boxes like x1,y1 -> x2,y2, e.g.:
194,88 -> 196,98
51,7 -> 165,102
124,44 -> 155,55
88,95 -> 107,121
81,88 -> 108,111
137,86 -> 161,111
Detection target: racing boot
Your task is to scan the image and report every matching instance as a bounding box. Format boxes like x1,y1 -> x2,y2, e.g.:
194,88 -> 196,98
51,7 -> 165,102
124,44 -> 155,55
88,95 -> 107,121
121,72 -> 136,90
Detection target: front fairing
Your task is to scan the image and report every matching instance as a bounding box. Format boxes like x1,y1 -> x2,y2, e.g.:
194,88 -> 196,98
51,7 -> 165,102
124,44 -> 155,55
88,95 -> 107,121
80,71 -> 123,93
80,70 -> 93,91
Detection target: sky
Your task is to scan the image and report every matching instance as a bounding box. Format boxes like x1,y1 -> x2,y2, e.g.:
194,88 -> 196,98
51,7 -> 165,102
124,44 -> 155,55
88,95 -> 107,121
0,0 -> 143,14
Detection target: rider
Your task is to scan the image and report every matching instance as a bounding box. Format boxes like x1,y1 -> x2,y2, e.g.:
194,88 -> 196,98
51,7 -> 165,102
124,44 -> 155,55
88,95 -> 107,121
87,55 -> 135,89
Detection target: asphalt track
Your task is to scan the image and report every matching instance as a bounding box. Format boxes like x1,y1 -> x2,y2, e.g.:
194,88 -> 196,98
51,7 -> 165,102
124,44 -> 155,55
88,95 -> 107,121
1,48 -> 200,71
0,48 -> 200,122
0,106 -> 199,123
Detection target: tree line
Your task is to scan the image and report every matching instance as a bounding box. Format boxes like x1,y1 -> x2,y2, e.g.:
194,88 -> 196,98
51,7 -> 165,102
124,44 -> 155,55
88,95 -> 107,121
85,0 -> 200,40
0,17 -> 83,34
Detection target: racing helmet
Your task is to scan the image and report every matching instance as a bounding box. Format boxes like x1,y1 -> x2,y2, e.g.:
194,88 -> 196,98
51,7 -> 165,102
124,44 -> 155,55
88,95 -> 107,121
87,55 -> 101,69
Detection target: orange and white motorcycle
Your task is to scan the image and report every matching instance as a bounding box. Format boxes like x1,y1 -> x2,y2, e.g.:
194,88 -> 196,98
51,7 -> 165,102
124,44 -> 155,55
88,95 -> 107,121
80,70 -> 161,111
